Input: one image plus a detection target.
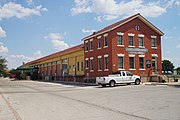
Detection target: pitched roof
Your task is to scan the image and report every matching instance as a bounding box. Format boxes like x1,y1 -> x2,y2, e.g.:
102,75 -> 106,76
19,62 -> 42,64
82,13 -> 164,40
26,43 -> 84,65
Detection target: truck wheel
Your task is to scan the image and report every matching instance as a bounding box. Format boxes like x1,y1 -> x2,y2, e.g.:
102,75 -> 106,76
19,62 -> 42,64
101,84 -> 106,87
135,79 -> 140,85
109,80 -> 115,87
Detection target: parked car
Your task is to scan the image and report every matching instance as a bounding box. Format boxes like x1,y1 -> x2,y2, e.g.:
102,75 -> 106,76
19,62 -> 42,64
96,71 -> 141,87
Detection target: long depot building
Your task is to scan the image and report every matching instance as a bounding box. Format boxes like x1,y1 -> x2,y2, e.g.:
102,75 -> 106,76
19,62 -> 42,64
21,13 -> 163,81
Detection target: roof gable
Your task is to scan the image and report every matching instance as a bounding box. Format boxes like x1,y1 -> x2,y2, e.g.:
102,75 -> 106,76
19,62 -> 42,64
82,13 -> 163,40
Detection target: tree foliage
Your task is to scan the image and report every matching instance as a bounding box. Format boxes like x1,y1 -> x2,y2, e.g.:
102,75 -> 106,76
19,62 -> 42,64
176,67 -> 180,75
0,56 -> 8,76
162,60 -> 174,74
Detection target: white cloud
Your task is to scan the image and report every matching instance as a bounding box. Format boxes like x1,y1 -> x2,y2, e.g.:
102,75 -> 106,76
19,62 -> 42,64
51,39 -> 69,51
10,55 -> 33,61
44,33 -> 63,40
71,0 -> 169,22
33,50 -> 42,56
44,33 -> 69,51
0,26 -> 6,38
26,0 -> 33,5
0,42 -> 8,54
0,2 -> 47,20
82,29 -> 96,34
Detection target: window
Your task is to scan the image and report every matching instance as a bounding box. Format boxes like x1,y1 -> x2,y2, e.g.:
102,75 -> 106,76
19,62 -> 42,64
62,59 -> 68,63
139,37 -> 144,47
118,35 -> 123,45
81,62 -> 84,71
129,36 -> 134,46
104,57 -> 108,70
104,36 -> 108,47
129,57 -> 135,69
85,43 -> 88,51
98,58 -> 102,70
90,41 -> 93,50
127,72 -> 133,76
77,62 -> 80,71
139,57 -> 144,69
98,38 -> 101,48
90,59 -> 94,71
118,57 -> 124,69
151,38 -> 156,47
85,60 -> 88,69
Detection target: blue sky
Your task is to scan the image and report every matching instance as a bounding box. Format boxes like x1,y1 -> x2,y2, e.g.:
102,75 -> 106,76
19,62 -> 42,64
0,0 -> 180,69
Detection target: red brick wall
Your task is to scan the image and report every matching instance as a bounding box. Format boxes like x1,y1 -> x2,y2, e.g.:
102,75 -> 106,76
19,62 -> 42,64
84,17 -> 162,77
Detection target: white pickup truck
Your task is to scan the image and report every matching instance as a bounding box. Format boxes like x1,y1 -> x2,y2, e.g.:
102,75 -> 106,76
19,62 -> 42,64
96,71 -> 141,87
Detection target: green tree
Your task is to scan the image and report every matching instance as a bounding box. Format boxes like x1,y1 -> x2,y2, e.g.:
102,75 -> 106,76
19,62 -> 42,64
0,56 -> 8,77
162,60 -> 174,74
176,67 -> 180,75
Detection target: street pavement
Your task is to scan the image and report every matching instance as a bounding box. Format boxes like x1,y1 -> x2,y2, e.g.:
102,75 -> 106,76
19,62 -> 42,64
0,78 -> 180,120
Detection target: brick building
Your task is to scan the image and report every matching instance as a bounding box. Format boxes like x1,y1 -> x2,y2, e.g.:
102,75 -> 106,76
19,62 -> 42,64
20,13 -> 163,82
83,13 -> 164,78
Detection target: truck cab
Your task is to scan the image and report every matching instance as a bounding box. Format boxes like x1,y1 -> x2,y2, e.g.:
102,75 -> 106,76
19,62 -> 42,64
96,71 -> 141,87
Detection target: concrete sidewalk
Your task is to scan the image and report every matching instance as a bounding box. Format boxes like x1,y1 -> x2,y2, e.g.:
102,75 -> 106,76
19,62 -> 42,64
143,81 -> 180,87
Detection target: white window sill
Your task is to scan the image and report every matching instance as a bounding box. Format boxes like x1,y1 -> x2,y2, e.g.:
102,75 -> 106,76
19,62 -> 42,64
139,69 -> 145,70
151,47 -> 158,49
85,51 -> 88,53
129,69 -> 136,70
98,70 -> 102,71
117,45 -> 124,47
90,70 -> 94,72
97,47 -> 101,50
118,69 -> 125,70
128,46 -> 135,48
104,69 -> 109,71
103,46 -> 108,48
85,68 -> 89,70
139,46 -> 145,48
90,50 -> 93,52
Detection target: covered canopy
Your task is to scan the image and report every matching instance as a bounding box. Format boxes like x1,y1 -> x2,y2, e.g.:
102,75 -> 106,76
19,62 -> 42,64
16,66 -> 38,70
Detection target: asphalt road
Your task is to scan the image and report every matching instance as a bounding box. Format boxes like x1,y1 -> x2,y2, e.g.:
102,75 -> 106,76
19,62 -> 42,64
0,78 -> 180,120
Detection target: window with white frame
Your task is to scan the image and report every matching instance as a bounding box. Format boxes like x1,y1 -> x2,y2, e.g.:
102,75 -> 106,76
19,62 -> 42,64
98,57 -> 102,70
90,59 -> 94,71
129,36 -> 134,46
98,38 -> 101,48
85,59 -> 88,69
151,38 -> 156,47
129,57 -> 135,69
118,57 -> 124,69
85,42 -> 88,51
118,35 -> 123,45
90,40 -> 93,50
104,36 -> 108,47
139,37 -> 144,47
104,56 -> 108,70
139,57 -> 144,69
